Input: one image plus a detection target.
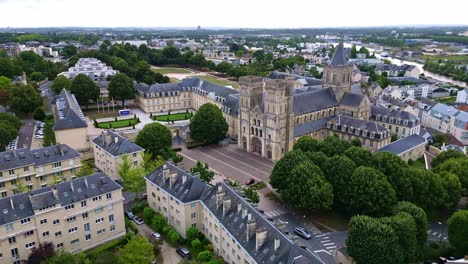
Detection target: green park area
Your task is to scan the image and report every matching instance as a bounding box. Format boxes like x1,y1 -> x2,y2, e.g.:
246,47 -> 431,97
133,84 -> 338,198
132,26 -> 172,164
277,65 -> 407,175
434,96 -> 457,104
152,67 -> 193,74
190,75 -> 239,88
96,118 -> 139,129
153,112 -> 192,121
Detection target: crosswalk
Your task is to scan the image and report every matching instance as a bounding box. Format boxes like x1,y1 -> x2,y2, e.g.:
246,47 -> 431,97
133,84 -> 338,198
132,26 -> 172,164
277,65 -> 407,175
315,233 -> 337,253
264,209 -> 287,218
427,229 -> 447,241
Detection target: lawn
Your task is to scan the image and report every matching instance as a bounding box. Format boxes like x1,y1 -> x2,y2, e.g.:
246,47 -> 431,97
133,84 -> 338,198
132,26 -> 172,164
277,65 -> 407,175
97,118 -> 139,129
153,113 -> 192,121
409,157 -> 426,170
434,96 -> 456,104
191,75 -> 239,88
152,67 -> 193,74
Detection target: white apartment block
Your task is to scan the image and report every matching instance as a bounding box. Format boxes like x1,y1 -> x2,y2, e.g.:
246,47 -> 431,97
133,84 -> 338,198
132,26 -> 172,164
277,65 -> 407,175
58,58 -> 117,81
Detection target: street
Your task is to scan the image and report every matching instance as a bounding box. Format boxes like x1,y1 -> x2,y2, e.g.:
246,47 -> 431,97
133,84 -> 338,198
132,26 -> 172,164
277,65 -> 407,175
17,118 -> 35,149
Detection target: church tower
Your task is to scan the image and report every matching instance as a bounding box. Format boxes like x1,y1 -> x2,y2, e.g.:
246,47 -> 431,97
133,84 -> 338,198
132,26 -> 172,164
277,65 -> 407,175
322,41 -> 353,102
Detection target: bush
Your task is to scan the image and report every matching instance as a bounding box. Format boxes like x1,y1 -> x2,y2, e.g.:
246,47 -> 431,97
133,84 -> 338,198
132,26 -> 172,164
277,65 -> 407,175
186,141 -> 208,149
132,203 -> 146,214
33,108 -> 46,121
125,218 -> 138,234
186,226 -> 201,242
143,207 -> 154,222
86,233 -> 132,259
191,239 -> 202,251
151,214 -> 167,232
198,250 -> 213,262
168,229 -> 180,245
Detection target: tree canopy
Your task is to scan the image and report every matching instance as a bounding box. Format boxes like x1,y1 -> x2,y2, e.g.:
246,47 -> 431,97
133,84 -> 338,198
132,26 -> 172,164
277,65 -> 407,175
189,103 -> 228,144
270,149 -> 307,191
9,85 -> 43,113
393,201 -> 428,252
432,149 -> 467,168
51,75 -> 71,94
118,235 -> 155,264
108,73 -> 135,106
448,210 -> 468,255
135,122 -> 172,158
190,161 -> 214,183
70,74 -> 100,108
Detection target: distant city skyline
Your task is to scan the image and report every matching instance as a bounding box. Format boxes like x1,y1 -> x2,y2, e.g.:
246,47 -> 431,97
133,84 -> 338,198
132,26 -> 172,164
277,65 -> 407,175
0,0 -> 467,28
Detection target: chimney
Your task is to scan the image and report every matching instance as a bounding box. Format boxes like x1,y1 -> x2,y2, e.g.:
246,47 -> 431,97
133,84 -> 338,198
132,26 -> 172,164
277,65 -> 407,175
242,208 -> 248,219
215,185 -> 225,208
246,213 -> 256,240
84,178 -> 88,188
237,203 -> 242,213
255,227 -> 268,251
274,236 -> 281,251
114,136 -> 118,144
9,198 -> 14,210
182,174 -> 187,184
70,181 -> 74,192
58,145 -> 64,156
222,196 -> 231,216
169,172 -> 177,188
163,164 -> 170,181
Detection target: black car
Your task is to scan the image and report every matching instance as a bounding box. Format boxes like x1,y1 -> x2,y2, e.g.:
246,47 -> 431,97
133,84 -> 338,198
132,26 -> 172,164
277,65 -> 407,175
176,247 -> 192,259
294,227 -> 312,240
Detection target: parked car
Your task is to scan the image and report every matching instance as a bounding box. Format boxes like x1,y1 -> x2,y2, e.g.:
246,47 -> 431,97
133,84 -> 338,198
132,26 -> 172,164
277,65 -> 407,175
151,232 -> 161,240
133,216 -> 144,225
294,227 -> 312,240
124,211 -> 135,220
176,247 -> 191,259
35,135 -> 44,139
245,178 -> 255,185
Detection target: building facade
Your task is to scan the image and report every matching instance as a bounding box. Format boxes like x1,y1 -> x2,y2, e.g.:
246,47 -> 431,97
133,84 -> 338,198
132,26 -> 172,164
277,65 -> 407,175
378,134 -> 427,161
0,174 -> 125,264
58,58 -> 117,81
92,130 -> 144,180
0,144 -> 82,198
370,105 -> 421,139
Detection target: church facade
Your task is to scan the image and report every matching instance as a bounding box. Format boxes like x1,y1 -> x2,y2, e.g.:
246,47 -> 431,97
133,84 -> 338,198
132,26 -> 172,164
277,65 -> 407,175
136,42 -> 393,162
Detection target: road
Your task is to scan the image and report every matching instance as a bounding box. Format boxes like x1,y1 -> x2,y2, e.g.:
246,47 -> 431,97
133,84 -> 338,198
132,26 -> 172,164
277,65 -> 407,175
17,119 -> 35,149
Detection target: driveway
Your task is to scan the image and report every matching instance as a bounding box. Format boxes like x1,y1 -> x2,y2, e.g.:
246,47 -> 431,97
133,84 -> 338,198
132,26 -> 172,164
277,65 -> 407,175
17,119 -> 35,149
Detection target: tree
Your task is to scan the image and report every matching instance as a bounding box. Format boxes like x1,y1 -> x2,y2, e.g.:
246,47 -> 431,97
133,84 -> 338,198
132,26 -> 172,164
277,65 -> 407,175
42,251 -> 78,264
26,242 -> 55,264
30,71 -> 45,81
0,112 -> 22,129
189,103 -> 228,144
95,251 -> 118,264
191,238 -> 202,251
61,45 -> 77,58
346,215 -> 400,264
186,226 -> 201,242
439,171 -> 462,208
143,207 -> 154,222
404,169 -> 447,210
135,123 -> 172,158
319,136 -> 352,157
70,74 -> 99,108
292,136 -> 321,153
9,85 -> 43,113
118,235 -> 155,264
33,107 -> 46,121
305,151 -> 328,168
119,156 -> 146,194
393,201 -> 428,253
448,210 -> 468,255
152,214 -> 167,232
434,158 -> 468,190
321,155 -> 356,207
198,250 -> 213,262
343,146 -> 372,167
43,122 -> 56,147
0,122 -> 18,149
168,229 -> 180,244
351,138 -> 362,147
343,166 -> 397,216
76,161 -> 94,177
51,75 -> 71,94
108,73 -> 135,107
140,151 -> 164,174
432,149 -> 466,168
350,44 -> 358,59
190,161 -> 214,183
371,151 -> 409,200
270,150 -> 307,190
379,213 -> 418,263
281,160 -> 333,211
0,57 -> 15,78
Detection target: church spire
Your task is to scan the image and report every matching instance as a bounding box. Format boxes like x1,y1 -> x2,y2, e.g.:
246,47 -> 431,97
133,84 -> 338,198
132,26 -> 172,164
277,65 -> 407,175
330,39 -> 348,66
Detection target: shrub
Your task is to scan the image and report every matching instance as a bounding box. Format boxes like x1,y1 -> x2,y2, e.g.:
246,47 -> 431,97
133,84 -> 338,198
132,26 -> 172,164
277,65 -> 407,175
168,229 -> 180,244
151,214 -> 167,232
191,239 -> 202,251
132,203 -> 146,214
198,250 -> 213,262
143,207 -> 154,222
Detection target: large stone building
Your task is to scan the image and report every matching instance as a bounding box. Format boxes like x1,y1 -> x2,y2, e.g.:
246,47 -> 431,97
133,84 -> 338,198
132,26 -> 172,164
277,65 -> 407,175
146,162 -> 333,264
0,144 -> 82,198
136,42 -> 399,161
0,173 -> 125,264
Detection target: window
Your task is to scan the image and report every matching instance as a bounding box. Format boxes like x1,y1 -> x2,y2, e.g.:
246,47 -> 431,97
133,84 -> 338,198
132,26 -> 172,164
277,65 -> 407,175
82,212 -> 89,219
6,223 -> 13,232
20,218 -> 31,224
97,228 -> 106,235
53,219 -> 60,225
106,193 -> 112,200
110,225 -> 115,232
24,230 -> 34,237
64,204 -> 74,210
55,231 -> 62,237
70,239 -> 79,245
108,214 -> 114,223
92,196 -> 102,202
40,219 -> 47,225
66,216 -> 76,223
108,204 -> 113,211
94,207 -> 104,214
56,243 -> 63,248
81,201 -> 87,207
10,179 -> 16,185
84,223 -> 90,232
191,203 -> 196,208
23,166 -> 29,172
1,192 -> 6,198
53,162 -> 61,168
0,182 -> 4,188
68,227 -> 78,233
26,242 -> 36,249
25,176 -> 31,181
8,169 -> 14,175
85,234 -> 91,241
95,218 -> 104,224
11,248 -> 18,258
39,176 -> 45,182
8,236 -> 16,244
42,231 -> 49,237
191,213 -> 196,219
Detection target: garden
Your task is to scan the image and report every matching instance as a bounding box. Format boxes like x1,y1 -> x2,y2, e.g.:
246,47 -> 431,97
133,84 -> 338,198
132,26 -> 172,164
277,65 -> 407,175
152,112 -> 193,122
94,116 -> 140,129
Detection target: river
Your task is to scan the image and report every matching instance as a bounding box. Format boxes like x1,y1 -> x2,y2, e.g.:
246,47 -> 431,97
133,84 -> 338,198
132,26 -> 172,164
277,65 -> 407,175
342,43 -> 467,88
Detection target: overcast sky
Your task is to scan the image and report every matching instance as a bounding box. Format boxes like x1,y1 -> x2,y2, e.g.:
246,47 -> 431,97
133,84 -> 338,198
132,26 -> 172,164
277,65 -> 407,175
0,0 -> 467,28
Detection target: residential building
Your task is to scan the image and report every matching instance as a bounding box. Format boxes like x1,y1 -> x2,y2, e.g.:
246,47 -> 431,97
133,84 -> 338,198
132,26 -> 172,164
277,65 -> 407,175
92,130 -> 145,180
431,88 -> 450,98
370,105 -> 420,139
456,89 -> 468,103
53,89 -> 88,151
0,144 -> 81,197
421,103 -> 459,134
378,134 -> 427,161
146,162 -> 333,264
0,174 -> 125,264
375,64 -> 420,78
451,111 -> 468,145
441,144 -> 467,155
58,58 -> 117,81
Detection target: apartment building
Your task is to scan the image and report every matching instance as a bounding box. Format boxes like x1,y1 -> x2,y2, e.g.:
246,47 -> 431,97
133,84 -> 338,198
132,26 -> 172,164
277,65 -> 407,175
145,162 -> 333,264
0,144 -> 81,198
92,130 -> 144,180
370,105 -> 421,139
53,89 -> 88,151
0,173 -> 125,264
58,58 -> 117,81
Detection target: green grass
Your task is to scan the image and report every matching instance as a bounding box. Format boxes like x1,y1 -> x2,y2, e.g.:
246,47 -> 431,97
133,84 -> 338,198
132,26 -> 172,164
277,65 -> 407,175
88,112 -> 118,120
421,55 -> 468,63
152,67 -> 192,74
97,118 -> 139,129
153,113 -> 191,121
408,158 -> 426,170
191,75 -> 239,88
434,96 -> 457,104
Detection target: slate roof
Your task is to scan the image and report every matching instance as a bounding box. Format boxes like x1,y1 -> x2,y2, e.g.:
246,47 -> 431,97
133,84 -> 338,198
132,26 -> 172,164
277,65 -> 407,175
223,94 -> 240,116
341,92 -> 365,107
267,71 -> 322,86
328,115 -> 389,140
370,105 -> 419,128
378,134 -> 426,155
146,162 -> 331,264
330,41 -> 349,66
0,144 -> 80,171
293,116 -> 335,137
293,88 -> 338,115
430,103 -> 460,120
92,130 -> 144,157
0,173 -> 120,225
53,89 -> 87,130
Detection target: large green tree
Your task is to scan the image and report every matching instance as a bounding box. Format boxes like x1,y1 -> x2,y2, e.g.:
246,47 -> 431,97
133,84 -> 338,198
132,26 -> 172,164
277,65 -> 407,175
108,73 -> 135,107
135,122 -> 172,158
438,171 -> 462,208
434,158 -> 468,190
343,146 -> 373,167
282,160 -> 333,211
346,215 -> 400,264
393,201 -> 428,253
118,235 -> 155,264
0,57 -> 15,78
292,136 -> 321,153
448,210 -> 468,255
343,166 -> 397,216
404,169 -> 447,210
70,74 -> 99,108
189,103 -> 228,144
9,85 -> 43,113
0,112 -> 22,129
371,151 -> 409,200
319,136 -> 352,157
305,151 -> 329,168
270,150 -> 307,190
432,149 -> 467,168
321,155 -> 356,207
379,213 -> 418,263
51,75 -> 71,94
33,107 -> 46,121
